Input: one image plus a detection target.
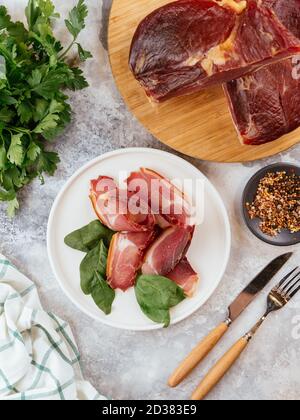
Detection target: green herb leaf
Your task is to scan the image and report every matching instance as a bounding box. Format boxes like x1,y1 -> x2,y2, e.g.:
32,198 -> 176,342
25,0 -> 58,32
135,275 -> 186,327
7,133 -> 24,166
25,0 -> 40,30
7,197 -> 19,218
0,0 -> 90,216
91,271 -> 115,315
139,304 -> 171,327
0,6 -> 27,41
63,67 -> 88,90
0,91 -> 17,106
36,150 -> 60,175
33,98 -> 49,122
17,101 -> 33,124
49,99 -> 65,114
65,0 -> 88,39
80,245 -> 100,295
43,105 -> 71,140
0,6 -> 11,30
8,22 -> 28,43
65,220 -> 114,252
38,0 -> 60,20
28,68 -> 43,88
76,43 -> 92,61
32,69 -> 66,99
27,141 -> 41,161
80,241 -> 109,295
0,188 -> 15,202
0,143 -> 7,169
0,107 -> 14,123
33,112 -> 59,133
1,166 -> 24,190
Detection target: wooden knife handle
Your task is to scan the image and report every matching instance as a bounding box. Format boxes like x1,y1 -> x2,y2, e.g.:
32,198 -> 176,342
168,322 -> 229,388
191,336 -> 249,400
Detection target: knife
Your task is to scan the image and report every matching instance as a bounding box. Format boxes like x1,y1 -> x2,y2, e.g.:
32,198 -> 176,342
168,252 -> 292,388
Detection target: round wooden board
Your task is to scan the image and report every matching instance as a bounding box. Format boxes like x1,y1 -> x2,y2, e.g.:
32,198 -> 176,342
108,0 -> 300,162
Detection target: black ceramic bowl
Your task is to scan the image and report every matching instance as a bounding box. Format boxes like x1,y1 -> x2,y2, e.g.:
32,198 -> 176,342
242,163 -> 300,247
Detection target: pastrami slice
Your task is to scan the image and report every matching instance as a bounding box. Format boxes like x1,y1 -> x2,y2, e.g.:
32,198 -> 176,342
142,226 -> 195,276
167,257 -> 199,297
107,230 -> 157,291
90,176 -> 155,232
127,168 -> 192,227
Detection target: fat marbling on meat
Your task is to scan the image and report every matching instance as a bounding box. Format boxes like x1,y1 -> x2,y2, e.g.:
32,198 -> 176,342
107,230 -> 158,291
142,226 -> 195,276
225,0 -> 300,145
90,176 -> 155,232
127,168 -> 192,227
167,257 -> 199,296
129,0 -> 300,102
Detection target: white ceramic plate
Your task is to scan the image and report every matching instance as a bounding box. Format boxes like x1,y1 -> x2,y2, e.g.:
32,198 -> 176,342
47,148 -> 231,330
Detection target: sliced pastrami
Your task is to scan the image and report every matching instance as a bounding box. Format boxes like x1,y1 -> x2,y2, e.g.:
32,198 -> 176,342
167,257 -> 199,297
142,226 -> 195,276
90,176 -> 155,232
127,168 -> 191,227
107,230 -> 157,291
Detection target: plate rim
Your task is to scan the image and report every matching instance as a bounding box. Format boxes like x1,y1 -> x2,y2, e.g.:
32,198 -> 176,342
47,147 -> 231,331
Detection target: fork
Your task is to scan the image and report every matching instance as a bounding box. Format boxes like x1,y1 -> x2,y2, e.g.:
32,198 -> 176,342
191,267 -> 300,400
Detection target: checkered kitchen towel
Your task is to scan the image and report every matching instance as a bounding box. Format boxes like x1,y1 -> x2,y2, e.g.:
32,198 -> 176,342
0,254 -> 106,400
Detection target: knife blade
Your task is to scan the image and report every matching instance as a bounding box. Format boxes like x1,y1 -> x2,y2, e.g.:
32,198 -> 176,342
168,253 -> 293,388
228,252 -> 292,322
168,252 -> 292,388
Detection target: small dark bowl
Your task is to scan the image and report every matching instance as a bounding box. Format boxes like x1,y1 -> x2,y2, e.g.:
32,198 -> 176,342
242,163 -> 300,247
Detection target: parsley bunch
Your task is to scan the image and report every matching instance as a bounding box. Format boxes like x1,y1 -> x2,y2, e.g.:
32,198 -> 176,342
0,0 -> 91,216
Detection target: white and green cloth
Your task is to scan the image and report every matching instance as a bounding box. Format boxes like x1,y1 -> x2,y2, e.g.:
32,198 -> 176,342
0,254 -> 106,400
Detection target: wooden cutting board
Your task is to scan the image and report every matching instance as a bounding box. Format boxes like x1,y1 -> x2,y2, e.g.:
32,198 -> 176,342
108,0 -> 300,162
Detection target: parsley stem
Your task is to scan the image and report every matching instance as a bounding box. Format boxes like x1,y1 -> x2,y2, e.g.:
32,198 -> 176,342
9,127 -> 31,137
58,38 -> 77,60
0,0 -> 90,216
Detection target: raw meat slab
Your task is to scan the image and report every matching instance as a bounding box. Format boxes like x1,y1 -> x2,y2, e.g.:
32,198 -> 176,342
225,0 -> 300,145
129,0 -> 300,102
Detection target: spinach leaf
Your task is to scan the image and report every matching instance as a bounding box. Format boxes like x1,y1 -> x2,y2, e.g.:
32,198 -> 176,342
135,275 -> 186,327
97,240 -> 108,278
80,240 -> 115,315
64,220 -> 114,252
80,240 -> 108,295
138,304 -> 170,327
91,271 -> 115,315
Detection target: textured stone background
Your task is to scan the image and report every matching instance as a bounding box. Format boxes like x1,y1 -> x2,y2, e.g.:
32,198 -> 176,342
0,0 -> 299,400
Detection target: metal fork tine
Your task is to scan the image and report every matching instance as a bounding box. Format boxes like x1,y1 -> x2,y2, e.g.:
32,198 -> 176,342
278,268 -> 299,291
289,283 -> 300,299
276,267 -> 299,291
283,272 -> 300,297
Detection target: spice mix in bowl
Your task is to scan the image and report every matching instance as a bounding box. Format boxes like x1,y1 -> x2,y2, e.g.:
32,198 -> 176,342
242,163 -> 300,246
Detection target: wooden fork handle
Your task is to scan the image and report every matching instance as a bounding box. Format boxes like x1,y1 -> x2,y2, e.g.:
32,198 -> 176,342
168,321 -> 230,388
191,336 -> 249,400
